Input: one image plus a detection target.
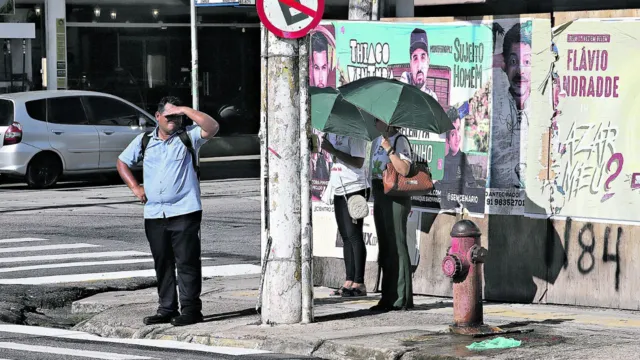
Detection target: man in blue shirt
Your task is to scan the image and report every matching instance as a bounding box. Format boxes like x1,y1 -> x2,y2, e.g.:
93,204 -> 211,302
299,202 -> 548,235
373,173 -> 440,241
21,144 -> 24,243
117,96 -> 219,327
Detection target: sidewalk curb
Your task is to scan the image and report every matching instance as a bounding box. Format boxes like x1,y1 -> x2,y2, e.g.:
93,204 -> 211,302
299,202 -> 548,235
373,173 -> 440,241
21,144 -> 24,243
73,315 -> 459,360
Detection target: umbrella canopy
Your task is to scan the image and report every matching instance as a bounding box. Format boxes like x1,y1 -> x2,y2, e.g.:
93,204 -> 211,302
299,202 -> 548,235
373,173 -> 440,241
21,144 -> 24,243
310,86 -> 380,141
338,77 -> 453,134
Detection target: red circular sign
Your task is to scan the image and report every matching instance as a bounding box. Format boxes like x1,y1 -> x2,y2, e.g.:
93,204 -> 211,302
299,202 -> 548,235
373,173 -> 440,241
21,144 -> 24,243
257,0 -> 325,39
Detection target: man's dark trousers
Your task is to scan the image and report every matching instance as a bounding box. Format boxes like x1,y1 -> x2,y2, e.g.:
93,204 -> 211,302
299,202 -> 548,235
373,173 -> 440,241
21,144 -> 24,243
144,210 -> 203,316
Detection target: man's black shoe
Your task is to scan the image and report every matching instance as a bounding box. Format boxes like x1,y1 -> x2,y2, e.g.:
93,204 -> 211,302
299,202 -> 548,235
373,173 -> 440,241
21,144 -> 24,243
143,312 -> 179,325
170,313 -> 203,327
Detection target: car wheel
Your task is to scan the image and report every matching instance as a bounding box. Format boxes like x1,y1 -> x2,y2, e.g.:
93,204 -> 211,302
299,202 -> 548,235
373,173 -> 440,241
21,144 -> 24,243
26,153 -> 62,189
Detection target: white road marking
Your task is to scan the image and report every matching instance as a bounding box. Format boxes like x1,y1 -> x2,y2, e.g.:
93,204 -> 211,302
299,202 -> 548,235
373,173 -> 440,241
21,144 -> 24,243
0,243 -> 99,254
0,259 -> 154,273
0,238 -> 48,244
0,257 -> 213,273
0,264 -> 261,284
0,342 -> 155,360
0,324 -> 270,356
0,251 -> 149,264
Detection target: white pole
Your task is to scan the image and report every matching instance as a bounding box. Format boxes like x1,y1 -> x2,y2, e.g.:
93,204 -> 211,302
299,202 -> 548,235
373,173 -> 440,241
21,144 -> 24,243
257,24 -> 269,312
299,34 -> 313,324
190,0 -> 199,110
348,0 -> 379,20
261,31 -> 302,325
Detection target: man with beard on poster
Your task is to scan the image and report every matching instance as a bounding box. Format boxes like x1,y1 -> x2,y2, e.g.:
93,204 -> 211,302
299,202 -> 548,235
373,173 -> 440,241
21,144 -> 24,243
311,31 -> 329,88
490,22 -> 532,189
401,28 -> 439,101
310,31 -> 332,199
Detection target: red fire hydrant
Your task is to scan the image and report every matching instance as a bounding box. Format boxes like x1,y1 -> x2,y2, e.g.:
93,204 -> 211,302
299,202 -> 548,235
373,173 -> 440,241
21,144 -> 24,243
441,219 -> 490,335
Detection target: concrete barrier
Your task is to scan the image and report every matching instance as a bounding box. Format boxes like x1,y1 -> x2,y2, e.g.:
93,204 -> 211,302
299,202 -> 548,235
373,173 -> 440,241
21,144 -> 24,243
314,212 -> 639,310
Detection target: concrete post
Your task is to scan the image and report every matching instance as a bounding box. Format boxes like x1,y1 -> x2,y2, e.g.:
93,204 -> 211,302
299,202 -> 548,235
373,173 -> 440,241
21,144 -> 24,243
45,0 -> 65,90
395,0 -> 414,17
349,0 -> 379,20
189,0 -> 199,110
299,35 -> 313,324
257,24 -> 269,312
261,30 -> 302,325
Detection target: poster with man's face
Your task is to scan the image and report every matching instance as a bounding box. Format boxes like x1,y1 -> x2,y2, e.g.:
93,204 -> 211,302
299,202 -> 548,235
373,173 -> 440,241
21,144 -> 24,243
309,25 -> 337,201
486,20 -> 533,215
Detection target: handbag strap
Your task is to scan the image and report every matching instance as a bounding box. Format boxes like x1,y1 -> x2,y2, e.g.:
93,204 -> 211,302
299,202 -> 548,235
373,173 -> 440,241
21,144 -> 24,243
329,135 -> 369,200
337,168 -> 369,200
392,133 -> 414,160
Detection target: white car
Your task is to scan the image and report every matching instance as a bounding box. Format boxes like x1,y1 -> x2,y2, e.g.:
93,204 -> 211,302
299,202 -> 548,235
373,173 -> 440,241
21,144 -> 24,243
0,90 -> 157,188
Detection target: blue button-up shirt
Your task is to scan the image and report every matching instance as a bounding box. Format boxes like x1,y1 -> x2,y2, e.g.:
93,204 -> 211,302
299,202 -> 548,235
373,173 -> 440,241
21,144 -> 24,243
119,125 -> 209,219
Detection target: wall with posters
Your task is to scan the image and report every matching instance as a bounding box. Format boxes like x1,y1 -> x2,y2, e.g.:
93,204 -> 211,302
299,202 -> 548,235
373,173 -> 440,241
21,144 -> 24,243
520,18 -> 640,309
309,16 -> 640,310
309,18 -> 549,261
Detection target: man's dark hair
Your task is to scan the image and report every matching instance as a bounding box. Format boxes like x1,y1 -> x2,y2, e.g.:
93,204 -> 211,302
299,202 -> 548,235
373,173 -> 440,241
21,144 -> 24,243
157,96 -> 182,113
502,22 -> 532,61
311,31 -> 328,56
447,106 -> 460,123
446,106 -> 459,139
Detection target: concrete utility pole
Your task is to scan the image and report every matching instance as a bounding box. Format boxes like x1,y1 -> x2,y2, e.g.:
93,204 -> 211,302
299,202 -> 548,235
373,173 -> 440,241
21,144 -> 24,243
260,29 -> 303,325
349,0 -> 379,20
189,0 -> 199,110
299,35 -> 313,324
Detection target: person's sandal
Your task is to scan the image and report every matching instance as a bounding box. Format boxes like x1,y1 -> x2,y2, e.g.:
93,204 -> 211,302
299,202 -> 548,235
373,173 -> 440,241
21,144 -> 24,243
342,287 -> 367,297
330,287 -> 348,297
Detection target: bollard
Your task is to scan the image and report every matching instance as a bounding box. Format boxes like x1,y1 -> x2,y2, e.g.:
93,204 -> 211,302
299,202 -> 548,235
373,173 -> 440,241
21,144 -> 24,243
441,219 -> 499,336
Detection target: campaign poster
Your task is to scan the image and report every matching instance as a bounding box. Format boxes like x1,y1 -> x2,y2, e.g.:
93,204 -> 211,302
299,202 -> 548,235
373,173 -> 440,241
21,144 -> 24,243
526,19 -> 640,222
485,19 -> 536,215
309,24 -> 337,201
334,21 -> 491,214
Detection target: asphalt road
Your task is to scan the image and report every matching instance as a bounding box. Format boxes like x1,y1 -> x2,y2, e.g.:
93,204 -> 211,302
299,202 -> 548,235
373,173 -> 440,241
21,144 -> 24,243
0,160 -> 262,327
0,165 -> 261,282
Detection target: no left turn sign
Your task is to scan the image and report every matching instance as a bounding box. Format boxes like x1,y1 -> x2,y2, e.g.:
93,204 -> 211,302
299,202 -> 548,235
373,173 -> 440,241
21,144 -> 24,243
257,0 -> 325,39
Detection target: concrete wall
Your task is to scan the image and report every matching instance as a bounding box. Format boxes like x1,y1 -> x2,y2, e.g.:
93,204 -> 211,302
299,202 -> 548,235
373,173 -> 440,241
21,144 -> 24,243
313,9 -> 640,311
315,211 -> 640,310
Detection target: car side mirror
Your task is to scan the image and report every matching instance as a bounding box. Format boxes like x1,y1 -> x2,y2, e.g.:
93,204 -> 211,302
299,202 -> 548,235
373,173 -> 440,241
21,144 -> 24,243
138,117 -> 147,128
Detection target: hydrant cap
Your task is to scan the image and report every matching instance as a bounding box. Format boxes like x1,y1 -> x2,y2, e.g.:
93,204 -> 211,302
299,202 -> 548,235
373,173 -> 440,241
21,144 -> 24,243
450,220 -> 482,237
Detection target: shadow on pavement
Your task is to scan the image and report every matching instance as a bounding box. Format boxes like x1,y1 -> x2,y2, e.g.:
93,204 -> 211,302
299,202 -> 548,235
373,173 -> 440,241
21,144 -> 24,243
498,318 -> 574,329
313,301 -> 454,323
202,308 -> 259,323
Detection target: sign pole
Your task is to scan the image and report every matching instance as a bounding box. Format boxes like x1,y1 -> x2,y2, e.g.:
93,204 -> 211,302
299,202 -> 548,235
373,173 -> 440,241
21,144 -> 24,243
261,30 -> 303,325
299,33 -> 313,324
257,0 -> 324,325
190,0 -> 199,110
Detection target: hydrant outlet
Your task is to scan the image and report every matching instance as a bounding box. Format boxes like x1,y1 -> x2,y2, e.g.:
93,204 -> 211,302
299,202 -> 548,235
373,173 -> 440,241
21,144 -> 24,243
442,255 -> 462,278
468,245 -> 488,263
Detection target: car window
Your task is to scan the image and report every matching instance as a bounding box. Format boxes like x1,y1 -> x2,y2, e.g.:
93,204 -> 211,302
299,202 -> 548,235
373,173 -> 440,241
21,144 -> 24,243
85,96 -> 138,126
48,97 -> 89,125
25,99 -> 46,122
0,99 -> 14,126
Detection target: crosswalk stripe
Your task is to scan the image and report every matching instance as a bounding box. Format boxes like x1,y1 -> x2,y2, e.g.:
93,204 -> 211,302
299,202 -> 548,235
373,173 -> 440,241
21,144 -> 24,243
0,264 -> 262,284
0,251 -> 150,264
0,244 -> 100,254
0,238 -> 48,244
0,257 -> 214,273
0,324 -> 270,356
0,342 -> 155,360
0,259 -> 155,273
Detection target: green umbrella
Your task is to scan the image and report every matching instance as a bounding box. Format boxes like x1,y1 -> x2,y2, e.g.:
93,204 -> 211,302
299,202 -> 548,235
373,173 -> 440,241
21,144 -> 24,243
338,77 -> 453,134
311,86 -> 380,141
